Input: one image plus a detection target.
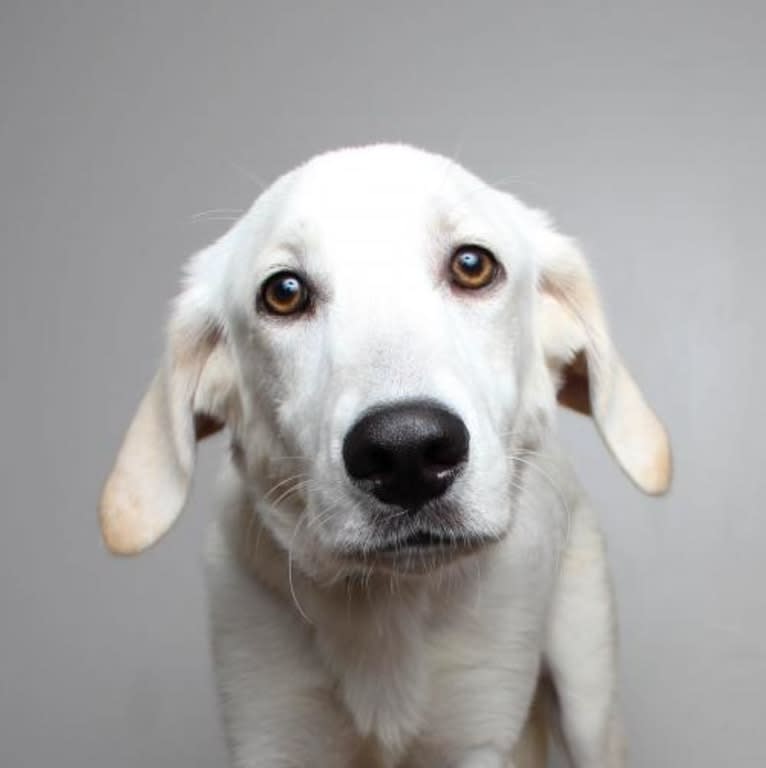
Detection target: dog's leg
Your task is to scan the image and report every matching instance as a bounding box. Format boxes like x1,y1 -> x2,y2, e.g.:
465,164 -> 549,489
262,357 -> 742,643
452,699 -> 548,768
544,497 -> 625,768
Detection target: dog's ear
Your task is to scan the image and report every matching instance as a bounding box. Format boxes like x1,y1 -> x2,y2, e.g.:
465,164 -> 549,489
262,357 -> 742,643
99,246 -> 238,555
537,228 -> 672,495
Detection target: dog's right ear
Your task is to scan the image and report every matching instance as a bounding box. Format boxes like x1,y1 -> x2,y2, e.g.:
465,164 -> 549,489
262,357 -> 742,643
99,246 -> 238,555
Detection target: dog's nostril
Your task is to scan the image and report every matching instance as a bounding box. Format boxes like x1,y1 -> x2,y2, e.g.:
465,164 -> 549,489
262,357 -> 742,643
342,400 -> 469,510
423,436 -> 465,471
363,445 -> 396,482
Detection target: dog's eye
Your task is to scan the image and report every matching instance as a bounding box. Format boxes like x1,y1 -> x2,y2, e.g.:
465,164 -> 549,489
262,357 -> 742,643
260,271 -> 310,316
449,245 -> 498,290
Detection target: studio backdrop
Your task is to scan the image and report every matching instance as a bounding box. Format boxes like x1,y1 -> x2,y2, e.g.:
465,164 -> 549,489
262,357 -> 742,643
1,3 -> 763,767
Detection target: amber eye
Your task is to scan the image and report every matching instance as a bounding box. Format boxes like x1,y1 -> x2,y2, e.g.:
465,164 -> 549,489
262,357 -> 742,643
260,271 -> 310,316
449,245 -> 499,290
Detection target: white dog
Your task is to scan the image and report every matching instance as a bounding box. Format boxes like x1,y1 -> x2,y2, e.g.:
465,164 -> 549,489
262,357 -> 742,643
100,144 -> 671,768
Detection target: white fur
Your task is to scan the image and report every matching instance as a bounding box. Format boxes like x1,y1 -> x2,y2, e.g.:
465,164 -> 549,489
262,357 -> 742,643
100,144 -> 671,767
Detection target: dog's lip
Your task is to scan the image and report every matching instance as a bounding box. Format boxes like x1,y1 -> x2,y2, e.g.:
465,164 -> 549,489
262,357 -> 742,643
342,529 -> 499,561
373,529 -> 475,552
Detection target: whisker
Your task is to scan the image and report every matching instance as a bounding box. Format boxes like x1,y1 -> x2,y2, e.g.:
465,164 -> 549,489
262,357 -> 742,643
287,514 -> 313,625
190,208 -> 246,221
226,161 -> 269,192
263,473 -> 310,503
308,499 -> 344,533
245,476 -> 311,559
269,478 -> 312,510
190,216 -> 242,224
504,452 -> 573,566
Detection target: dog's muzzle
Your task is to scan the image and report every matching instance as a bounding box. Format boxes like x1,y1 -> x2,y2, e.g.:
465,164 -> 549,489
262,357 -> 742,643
342,399 -> 469,510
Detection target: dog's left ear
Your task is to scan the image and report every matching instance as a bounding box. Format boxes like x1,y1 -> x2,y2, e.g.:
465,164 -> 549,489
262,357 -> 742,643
99,246 -> 238,555
537,228 -> 672,495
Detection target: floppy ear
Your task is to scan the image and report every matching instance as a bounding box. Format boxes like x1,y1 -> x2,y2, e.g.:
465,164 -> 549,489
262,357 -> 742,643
99,250 -> 238,555
538,230 -> 672,495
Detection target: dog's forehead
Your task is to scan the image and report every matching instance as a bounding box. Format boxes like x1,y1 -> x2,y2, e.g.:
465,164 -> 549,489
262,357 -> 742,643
270,145 -> 492,252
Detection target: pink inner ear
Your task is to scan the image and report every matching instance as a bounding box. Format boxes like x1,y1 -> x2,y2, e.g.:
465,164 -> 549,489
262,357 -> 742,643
557,351 -> 592,416
194,412 -> 224,440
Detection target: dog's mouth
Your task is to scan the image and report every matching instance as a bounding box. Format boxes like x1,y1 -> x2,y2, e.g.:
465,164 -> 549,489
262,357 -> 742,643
339,526 -> 499,573
373,529 -> 478,552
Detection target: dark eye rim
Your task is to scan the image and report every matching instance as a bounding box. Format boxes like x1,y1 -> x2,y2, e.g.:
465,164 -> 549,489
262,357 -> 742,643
258,269 -> 312,316
449,244 -> 501,291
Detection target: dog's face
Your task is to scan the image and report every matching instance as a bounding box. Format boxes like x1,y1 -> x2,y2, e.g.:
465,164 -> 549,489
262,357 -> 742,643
226,149 -> 537,574
99,145 -> 671,576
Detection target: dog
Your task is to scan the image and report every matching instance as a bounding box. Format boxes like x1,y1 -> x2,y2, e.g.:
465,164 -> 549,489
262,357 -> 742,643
100,144 -> 671,767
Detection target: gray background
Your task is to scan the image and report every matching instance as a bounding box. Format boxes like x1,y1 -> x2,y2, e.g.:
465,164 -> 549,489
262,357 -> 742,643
1,2 -> 764,766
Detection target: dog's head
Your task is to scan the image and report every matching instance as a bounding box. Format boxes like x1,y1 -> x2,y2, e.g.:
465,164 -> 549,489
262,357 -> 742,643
100,145 -> 671,576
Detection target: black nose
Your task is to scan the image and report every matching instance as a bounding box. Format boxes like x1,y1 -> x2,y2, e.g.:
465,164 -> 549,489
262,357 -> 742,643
342,400 -> 469,510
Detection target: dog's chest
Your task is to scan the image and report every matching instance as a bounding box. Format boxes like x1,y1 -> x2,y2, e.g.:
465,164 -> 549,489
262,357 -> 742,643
314,566 -> 546,763
315,587 -> 431,759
